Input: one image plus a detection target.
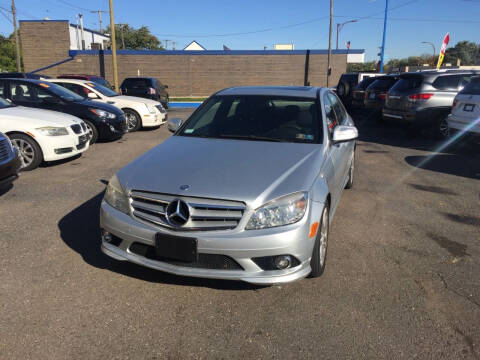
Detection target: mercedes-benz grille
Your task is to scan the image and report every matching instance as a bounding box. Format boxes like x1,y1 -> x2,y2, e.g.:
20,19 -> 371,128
130,190 -> 245,231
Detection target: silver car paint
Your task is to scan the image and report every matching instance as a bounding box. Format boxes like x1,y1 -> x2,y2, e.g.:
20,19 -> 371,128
100,87 -> 356,284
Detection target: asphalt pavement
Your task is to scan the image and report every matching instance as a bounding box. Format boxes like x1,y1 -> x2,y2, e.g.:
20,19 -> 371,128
1,108 -> 479,359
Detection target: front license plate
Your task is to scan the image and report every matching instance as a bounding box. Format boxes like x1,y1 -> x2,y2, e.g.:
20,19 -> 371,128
369,93 -> 376,99
155,233 -> 197,262
463,104 -> 475,112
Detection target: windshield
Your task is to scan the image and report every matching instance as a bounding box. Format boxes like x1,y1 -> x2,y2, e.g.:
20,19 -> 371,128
356,77 -> 377,90
0,97 -> 13,108
91,77 -> 113,88
122,78 -> 152,88
178,95 -> 321,144
43,82 -> 85,101
85,82 -> 118,97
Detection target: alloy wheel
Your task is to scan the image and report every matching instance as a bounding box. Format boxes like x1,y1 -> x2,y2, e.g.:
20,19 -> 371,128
12,138 -> 34,168
86,123 -> 94,139
125,112 -> 138,131
319,208 -> 329,266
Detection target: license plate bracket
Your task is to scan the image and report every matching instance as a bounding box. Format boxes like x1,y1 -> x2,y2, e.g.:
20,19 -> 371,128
155,233 -> 198,262
464,104 -> 475,112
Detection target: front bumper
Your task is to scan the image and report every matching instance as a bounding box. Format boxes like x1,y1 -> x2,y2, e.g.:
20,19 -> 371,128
0,150 -> 21,188
98,115 -> 128,139
100,199 -> 325,285
40,132 -> 90,161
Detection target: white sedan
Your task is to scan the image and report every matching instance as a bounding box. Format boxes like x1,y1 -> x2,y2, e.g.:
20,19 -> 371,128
448,77 -> 480,138
49,79 -> 167,132
0,97 -> 90,170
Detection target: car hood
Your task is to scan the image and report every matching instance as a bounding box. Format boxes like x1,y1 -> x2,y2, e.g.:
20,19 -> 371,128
0,106 -> 82,125
75,99 -> 124,115
118,136 -> 324,208
115,95 -> 160,106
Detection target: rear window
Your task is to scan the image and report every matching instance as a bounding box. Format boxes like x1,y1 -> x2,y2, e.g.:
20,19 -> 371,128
122,78 -> 152,88
369,78 -> 398,90
432,75 -> 460,91
356,77 -> 377,90
459,78 -> 480,95
390,77 -> 423,91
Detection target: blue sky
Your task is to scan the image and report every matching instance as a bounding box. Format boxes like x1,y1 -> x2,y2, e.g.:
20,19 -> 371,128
0,0 -> 479,61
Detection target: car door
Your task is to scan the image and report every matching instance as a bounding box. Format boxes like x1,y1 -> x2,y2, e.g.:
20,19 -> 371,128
323,92 -> 344,207
328,92 -> 354,188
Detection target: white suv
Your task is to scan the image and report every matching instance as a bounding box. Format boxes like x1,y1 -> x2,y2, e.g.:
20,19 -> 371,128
448,76 -> 480,138
0,97 -> 90,170
50,79 -> 167,132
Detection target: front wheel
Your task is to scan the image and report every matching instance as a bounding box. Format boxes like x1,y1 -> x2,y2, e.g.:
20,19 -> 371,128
309,204 -> 329,278
84,120 -> 99,144
123,109 -> 141,132
345,152 -> 355,189
9,133 -> 43,171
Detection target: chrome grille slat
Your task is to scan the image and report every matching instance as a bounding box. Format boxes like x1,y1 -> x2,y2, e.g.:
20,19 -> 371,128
130,190 -> 246,231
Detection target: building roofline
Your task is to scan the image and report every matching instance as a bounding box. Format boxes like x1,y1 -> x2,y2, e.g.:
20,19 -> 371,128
19,19 -> 69,22
69,23 -> 110,38
183,40 -> 206,50
70,49 -> 364,56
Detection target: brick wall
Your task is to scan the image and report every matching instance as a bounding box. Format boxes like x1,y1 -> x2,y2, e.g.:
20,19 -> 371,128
20,21 -> 347,97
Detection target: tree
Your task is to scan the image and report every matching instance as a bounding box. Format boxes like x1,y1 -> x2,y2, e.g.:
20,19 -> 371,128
347,61 -> 377,72
0,34 -> 18,72
106,24 -> 164,50
444,41 -> 479,66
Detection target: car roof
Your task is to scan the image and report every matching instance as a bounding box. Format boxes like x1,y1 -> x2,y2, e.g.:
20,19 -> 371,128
0,78 -> 48,84
59,74 -> 102,78
123,77 -> 155,80
50,78 -> 92,85
216,86 -> 322,98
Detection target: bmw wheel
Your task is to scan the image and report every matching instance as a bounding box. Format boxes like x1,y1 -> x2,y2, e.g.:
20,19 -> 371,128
309,203 -> 329,278
9,133 -> 43,171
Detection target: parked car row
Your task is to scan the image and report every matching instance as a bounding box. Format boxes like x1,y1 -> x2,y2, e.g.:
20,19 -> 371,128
0,76 -> 168,173
341,69 -> 480,139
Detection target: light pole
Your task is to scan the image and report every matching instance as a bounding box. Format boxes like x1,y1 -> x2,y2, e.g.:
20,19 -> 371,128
327,0 -> 333,87
336,20 -> 357,50
421,41 -> 436,65
379,0 -> 389,73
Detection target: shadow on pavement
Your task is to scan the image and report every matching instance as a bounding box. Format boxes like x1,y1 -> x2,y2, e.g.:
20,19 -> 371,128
405,154 -> 480,180
0,183 -> 13,196
58,191 -> 262,291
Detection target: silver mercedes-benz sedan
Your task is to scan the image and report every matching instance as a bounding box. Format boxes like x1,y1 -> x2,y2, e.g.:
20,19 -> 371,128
100,86 -> 358,284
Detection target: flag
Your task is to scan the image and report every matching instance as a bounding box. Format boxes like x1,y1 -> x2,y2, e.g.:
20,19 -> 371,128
223,45 -> 231,51
345,41 -> 351,50
436,33 -> 450,70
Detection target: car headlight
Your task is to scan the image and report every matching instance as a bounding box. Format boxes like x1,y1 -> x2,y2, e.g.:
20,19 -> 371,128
104,174 -> 130,214
35,126 -> 69,136
245,192 -> 308,230
145,103 -> 157,114
90,108 -> 116,119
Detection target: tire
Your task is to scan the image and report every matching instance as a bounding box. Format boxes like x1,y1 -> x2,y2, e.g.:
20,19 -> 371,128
345,151 -> 355,189
309,203 -> 330,278
84,120 -> 99,144
123,108 -> 141,132
437,117 -> 450,139
9,133 -> 43,171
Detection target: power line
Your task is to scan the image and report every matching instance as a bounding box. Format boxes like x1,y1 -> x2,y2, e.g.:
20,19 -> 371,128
0,8 -> 12,24
56,0 -> 94,12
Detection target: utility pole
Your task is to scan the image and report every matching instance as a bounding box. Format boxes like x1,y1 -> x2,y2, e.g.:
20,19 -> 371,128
379,0 -> 389,73
326,0 -> 333,87
90,10 -> 107,33
336,20 -> 358,50
11,0 -> 21,71
172,41 -> 176,50
109,0 -> 119,92
164,39 -> 171,50
78,13 -> 85,50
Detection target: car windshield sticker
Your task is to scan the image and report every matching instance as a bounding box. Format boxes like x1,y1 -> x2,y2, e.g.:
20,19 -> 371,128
184,129 -> 194,134
296,134 -> 314,140
39,83 -> 50,88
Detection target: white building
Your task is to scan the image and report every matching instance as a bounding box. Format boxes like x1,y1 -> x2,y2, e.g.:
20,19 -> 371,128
183,41 -> 206,51
69,24 -> 110,50
273,44 -> 294,50
347,51 -> 365,64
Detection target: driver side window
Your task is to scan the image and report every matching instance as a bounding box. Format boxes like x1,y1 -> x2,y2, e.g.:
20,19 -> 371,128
323,94 -> 338,136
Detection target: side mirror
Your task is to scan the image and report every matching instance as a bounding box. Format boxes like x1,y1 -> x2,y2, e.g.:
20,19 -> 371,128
87,92 -> 99,99
332,125 -> 358,144
167,117 -> 182,133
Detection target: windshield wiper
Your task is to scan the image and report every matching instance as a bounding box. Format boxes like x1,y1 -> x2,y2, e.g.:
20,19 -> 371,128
217,134 -> 282,142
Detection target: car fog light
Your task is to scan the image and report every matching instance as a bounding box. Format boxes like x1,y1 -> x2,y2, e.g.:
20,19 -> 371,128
102,230 -> 112,243
274,255 -> 291,270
